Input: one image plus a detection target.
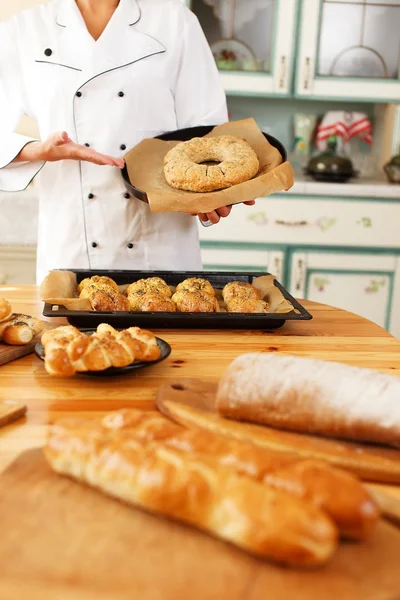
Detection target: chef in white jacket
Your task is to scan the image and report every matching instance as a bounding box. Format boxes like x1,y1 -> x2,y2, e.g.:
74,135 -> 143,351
0,0 -> 254,283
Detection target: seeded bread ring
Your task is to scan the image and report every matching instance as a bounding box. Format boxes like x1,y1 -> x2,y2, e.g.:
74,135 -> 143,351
163,135 -> 259,193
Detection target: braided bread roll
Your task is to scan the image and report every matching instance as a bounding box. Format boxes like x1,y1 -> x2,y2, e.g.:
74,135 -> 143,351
102,409 -> 379,540
45,413 -> 338,567
42,324 -> 160,376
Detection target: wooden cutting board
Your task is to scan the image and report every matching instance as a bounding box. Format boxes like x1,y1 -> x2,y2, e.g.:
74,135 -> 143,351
0,401 -> 26,427
155,379 -> 400,485
1,449 -> 400,600
0,341 -> 37,366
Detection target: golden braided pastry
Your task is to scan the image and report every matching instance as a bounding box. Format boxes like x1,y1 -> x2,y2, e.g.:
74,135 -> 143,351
45,410 -> 338,567
0,300 -> 43,345
164,135 -> 260,192
41,323 -> 161,376
101,409 -> 379,541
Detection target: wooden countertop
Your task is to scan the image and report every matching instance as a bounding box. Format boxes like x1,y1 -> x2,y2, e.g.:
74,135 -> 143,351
1,284 -> 400,508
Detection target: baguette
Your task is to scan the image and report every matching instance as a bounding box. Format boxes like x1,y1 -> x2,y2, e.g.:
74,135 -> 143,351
216,353 -> 400,447
45,414 -> 338,567
103,409 -> 379,540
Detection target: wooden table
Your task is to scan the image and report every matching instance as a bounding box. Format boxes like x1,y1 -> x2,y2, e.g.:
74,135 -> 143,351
1,284 -> 400,510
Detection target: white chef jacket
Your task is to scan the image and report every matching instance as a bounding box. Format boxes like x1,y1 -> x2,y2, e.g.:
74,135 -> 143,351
0,0 -> 228,283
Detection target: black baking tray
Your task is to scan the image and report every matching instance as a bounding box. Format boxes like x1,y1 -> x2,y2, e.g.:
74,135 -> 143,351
42,270 -> 312,330
121,126 -> 287,203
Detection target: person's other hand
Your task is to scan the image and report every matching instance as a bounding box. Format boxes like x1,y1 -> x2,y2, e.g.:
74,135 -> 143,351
195,200 -> 256,225
19,131 -> 125,168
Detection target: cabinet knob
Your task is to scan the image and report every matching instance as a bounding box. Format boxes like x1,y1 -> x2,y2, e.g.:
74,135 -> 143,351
303,57 -> 312,91
295,259 -> 305,293
278,55 -> 287,90
275,219 -> 309,227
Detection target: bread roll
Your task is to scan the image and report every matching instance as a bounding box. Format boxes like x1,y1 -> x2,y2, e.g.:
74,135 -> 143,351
77,276 -> 119,294
172,291 -> 220,313
222,282 -> 260,304
45,414 -> 338,567
127,278 -> 171,299
226,298 -> 269,313
134,292 -> 177,312
3,323 -> 33,345
0,313 -> 43,346
0,298 -> 12,322
216,353 -> 400,447
176,278 -> 215,297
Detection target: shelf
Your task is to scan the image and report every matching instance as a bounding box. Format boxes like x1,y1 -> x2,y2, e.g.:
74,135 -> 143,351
282,176 -> 400,199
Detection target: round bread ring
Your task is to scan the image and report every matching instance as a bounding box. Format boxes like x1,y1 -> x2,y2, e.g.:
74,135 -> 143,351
163,135 -> 260,193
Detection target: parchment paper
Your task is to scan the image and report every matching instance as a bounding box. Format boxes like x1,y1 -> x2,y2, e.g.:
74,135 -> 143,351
124,118 -> 294,213
40,271 -> 294,314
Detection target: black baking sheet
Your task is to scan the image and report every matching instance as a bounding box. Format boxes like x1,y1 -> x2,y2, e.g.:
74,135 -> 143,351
42,270 -> 312,330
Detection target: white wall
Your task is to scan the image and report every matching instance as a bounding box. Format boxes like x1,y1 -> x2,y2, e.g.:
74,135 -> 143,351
0,0 -> 48,22
1,0 -> 49,138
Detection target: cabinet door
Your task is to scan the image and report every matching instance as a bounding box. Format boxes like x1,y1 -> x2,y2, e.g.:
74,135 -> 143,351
184,0 -> 298,96
295,0 -> 400,101
0,246 -> 37,285
201,245 -> 285,280
289,250 -> 399,332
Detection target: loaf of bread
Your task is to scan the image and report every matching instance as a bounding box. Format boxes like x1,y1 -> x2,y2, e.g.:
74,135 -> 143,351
216,353 -> 400,447
41,323 -> 160,376
45,412 -> 338,567
102,409 -> 379,540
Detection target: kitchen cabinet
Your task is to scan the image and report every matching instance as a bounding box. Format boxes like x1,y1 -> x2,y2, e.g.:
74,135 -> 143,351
200,244 -> 285,279
182,0 -> 298,96
0,246 -> 37,285
198,189 -> 400,337
288,250 -> 400,332
295,0 -> 400,102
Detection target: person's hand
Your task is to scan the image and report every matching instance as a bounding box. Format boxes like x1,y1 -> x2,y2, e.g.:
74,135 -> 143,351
195,200 -> 256,224
17,131 -> 125,168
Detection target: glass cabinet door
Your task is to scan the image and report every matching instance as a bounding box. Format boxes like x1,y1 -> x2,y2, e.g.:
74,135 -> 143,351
183,0 -> 298,96
296,0 -> 400,101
